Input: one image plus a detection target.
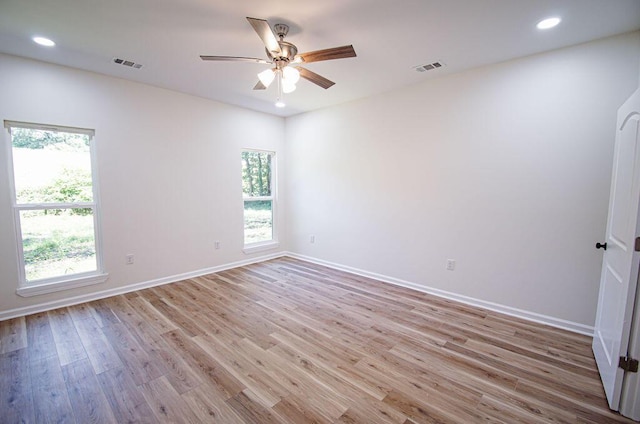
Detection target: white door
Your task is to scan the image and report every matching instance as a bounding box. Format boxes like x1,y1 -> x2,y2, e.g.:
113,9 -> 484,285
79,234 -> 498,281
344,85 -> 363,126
593,87 -> 640,411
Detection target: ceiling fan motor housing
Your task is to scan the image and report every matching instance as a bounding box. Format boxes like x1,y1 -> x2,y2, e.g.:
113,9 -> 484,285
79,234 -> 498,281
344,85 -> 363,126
266,41 -> 298,66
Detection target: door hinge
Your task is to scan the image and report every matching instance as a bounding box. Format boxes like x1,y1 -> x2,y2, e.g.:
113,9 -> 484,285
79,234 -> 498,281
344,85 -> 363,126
619,356 -> 639,373
636,237 -> 640,252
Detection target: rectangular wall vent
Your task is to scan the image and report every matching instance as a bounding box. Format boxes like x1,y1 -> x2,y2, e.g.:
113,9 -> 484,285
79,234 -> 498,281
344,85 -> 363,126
113,58 -> 143,69
414,61 -> 445,72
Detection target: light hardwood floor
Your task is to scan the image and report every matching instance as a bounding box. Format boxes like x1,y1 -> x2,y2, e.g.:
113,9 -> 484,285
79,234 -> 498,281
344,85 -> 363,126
0,257 -> 635,423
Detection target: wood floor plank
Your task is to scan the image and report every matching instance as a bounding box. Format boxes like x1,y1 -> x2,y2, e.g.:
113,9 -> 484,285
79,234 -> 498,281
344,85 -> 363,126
30,354 -> 75,424
356,354 -> 484,419
147,297 -> 206,337
0,316 -> 27,354
193,332 -> 291,407
390,339 -> 518,395
181,384 -> 246,423
280,333 -> 390,401
62,358 -> 118,423
464,337 -> 603,397
47,308 -> 87,366
0,257 -> 635,423
162,329 -> 245,399
334,397 -> 408,424
382,388 -> 471,423
477,393 -> 572,424
226,389 -> 282,424
270,341 -> 408,424
127,296 -> 178,335
140,376 -> 201,423
443,340 -> 605,405
272,394 -> 333,424
25,312 -> 76,423
441,321 -> 599,379
515,379 -> 631,423
174,279 -> 278,349
96,367 -> 156,424
68,306 -> 122,374
233,337 -> 350,422
99,294 -> 203,395
0,349 -> 34,424
25,312 -> 57,361
101,322 -> 166,386
91,299 -> 122,327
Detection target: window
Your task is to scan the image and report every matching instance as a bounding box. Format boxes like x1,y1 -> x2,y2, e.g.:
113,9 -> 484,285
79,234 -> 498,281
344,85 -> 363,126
5,121 -> 106,296
242,150 -> 277,250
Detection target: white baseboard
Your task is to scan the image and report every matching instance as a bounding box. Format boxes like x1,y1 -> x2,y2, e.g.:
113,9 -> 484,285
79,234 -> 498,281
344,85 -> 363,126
0,251 -> 286,322
285,252 -> 594,337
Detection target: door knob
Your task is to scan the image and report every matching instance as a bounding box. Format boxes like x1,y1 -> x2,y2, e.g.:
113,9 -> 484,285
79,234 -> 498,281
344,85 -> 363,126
596,242 -> 607,250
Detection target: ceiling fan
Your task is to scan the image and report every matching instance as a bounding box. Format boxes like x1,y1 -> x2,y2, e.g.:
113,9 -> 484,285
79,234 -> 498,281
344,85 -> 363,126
200,17 -> 356,106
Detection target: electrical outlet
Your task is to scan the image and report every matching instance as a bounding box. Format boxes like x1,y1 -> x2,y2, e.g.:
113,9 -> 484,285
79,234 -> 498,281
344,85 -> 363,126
446,259 -> 456,271
310,235 -> 315,244
214,240 -> 220,250
126,254 -> 134,265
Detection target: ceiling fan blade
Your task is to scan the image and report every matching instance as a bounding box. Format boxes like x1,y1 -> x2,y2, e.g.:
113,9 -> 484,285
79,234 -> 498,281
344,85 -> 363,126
246,17 -> 281,56
200,55 -> 271,64
253,81 -> 267,90
297,67 -> 335,89
296,45 -> 356,64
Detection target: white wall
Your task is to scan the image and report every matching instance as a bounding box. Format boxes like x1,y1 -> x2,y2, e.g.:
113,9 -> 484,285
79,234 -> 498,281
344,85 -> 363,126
0,54 -> 286,315
285,32 -> 640,329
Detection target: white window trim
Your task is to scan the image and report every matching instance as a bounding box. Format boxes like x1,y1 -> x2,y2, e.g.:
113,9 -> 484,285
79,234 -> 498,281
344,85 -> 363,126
4,121 -> 108,296
16,273 -> 109,297
242,149 -> 277,250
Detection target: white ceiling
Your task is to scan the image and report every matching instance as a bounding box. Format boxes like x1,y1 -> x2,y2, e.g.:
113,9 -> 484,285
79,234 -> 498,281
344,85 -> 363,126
1,0 -> 639,117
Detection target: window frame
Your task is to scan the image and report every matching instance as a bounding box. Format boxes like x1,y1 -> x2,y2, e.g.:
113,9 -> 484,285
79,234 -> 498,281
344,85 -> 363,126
241,148 -> 279,253
4,120 -> 108,296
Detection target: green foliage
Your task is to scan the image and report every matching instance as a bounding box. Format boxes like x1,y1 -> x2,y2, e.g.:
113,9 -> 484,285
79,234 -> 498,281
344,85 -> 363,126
11,127 -> 89,150
244,201 -> 273,244
245,200 -> 272,211
23,233 -> 95,263
20,213 -> 96,281
17,168 -> 93,215
242,151 -> 272,197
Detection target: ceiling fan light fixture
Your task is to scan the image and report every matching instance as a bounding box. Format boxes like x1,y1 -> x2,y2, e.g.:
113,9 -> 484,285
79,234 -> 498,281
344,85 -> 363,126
282,66 -> 300,84
258,68 -> 276,87
282,81 -> 296,94
201,17 -> 356,108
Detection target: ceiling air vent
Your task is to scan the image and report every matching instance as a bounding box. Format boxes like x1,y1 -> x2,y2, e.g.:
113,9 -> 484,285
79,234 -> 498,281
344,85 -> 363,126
414,61 -> 445,72
113,58 -> 143,69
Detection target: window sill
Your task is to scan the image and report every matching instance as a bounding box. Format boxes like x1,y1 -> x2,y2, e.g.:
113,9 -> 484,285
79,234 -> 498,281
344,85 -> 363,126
243,241 -> 280,255
16,273 -> 109,297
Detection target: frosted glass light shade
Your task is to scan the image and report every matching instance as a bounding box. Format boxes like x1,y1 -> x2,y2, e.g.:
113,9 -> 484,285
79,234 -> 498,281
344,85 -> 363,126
258,68 -> 276,87
282,67 -> 300,84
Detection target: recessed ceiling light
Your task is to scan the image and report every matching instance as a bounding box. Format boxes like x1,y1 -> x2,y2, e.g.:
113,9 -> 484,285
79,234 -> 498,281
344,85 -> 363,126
536,17 -> 561,30
275,101 -> 286,108
32,36 -> 55,47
